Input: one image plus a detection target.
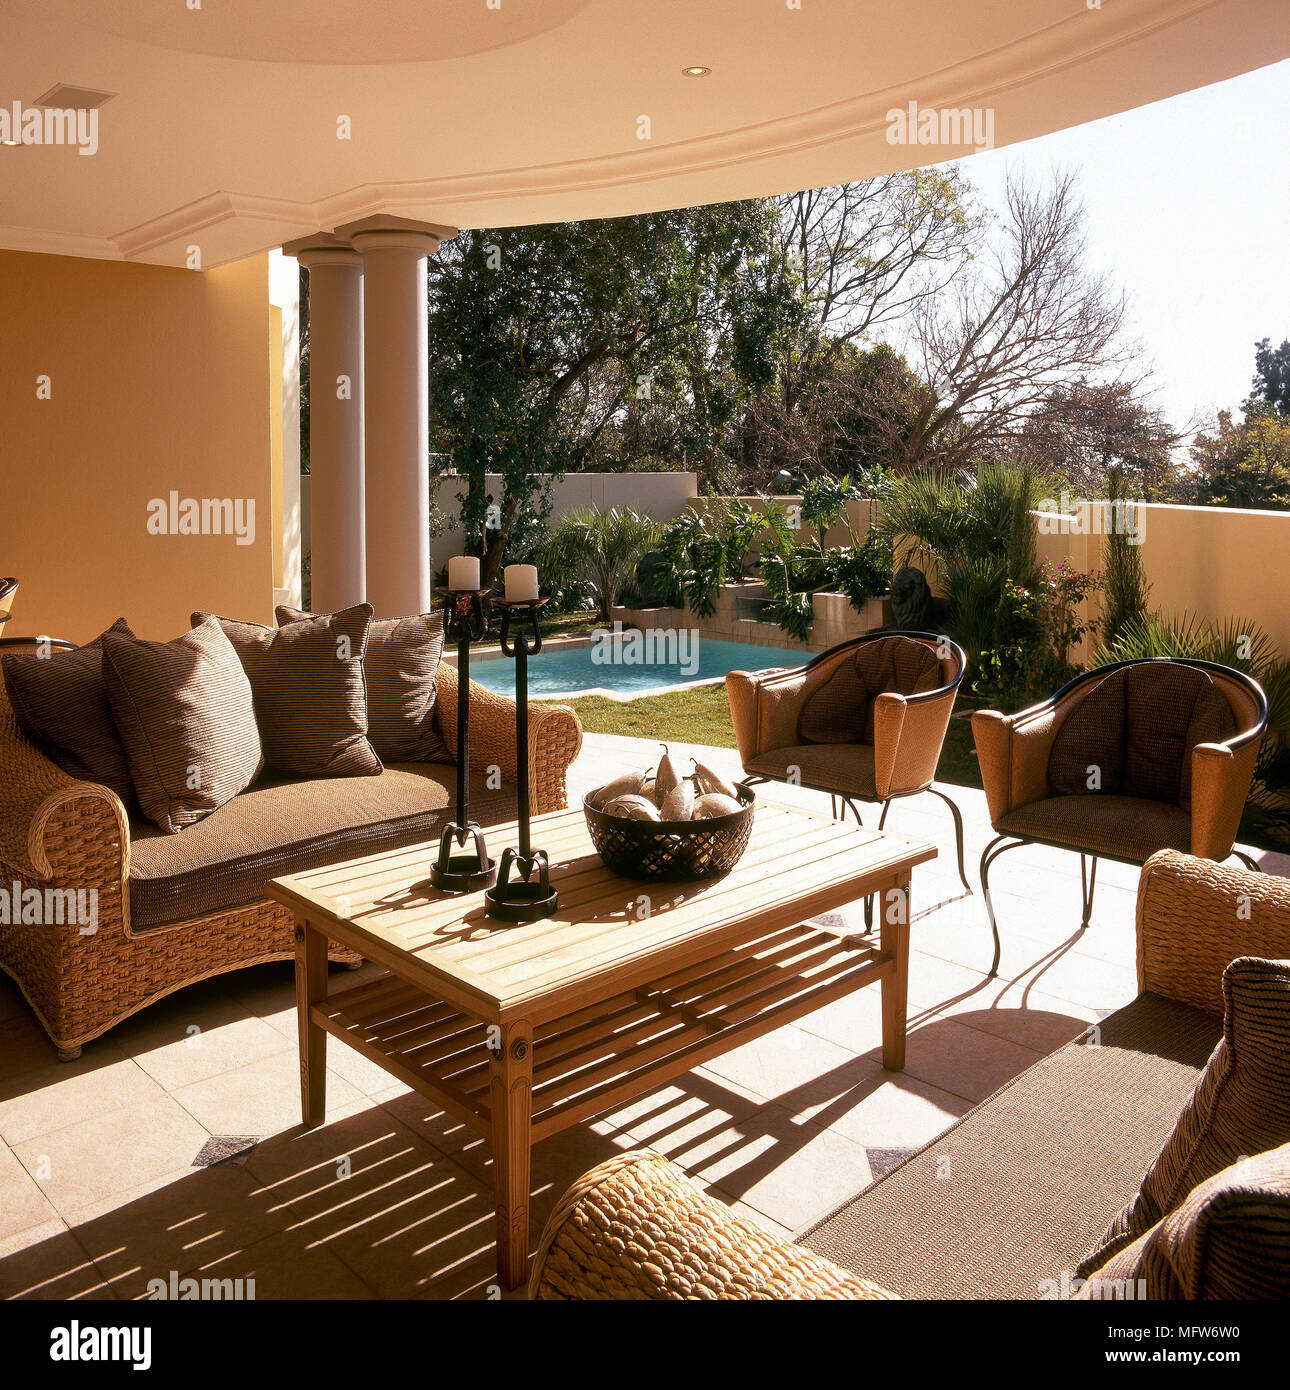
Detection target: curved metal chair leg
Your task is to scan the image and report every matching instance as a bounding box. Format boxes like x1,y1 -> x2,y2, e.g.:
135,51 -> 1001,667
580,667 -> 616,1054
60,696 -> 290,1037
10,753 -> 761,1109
927,787 -> 972,895
1080,854 -> 1098,929
979,835 -> 1026,980
877,799 -> 891,831
1232,850 -> 1262,873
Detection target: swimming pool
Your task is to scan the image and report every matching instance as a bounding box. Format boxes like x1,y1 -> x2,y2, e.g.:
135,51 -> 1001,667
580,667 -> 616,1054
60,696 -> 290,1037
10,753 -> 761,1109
467,634 -> 802,699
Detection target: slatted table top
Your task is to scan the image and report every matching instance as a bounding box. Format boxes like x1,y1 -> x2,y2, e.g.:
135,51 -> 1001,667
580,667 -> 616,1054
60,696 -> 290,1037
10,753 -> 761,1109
268,802 -> 936,1025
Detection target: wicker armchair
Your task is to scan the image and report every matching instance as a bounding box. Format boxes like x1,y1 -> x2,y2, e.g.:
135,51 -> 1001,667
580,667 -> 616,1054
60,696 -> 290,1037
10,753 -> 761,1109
531,852 -> 1290,1300
972,657 -> 1266,977
0,655 -> 581,1059
727,631 -> 970,920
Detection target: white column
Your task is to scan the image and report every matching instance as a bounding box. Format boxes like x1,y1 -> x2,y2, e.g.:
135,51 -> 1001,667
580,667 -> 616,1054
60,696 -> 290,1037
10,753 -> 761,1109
287,236 -> 365,613
341,219 -> 449,618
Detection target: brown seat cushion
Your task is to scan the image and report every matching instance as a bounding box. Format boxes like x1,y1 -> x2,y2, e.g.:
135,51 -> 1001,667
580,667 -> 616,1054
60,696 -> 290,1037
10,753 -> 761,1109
1079,956 -> 1290,1277
1,619 -> 138,809
799,992 -> 1222,1299
1048,663 -> 1237,808
997,795 -> 1191,862
1076,1142 -> 1290,1300
746,743 -> 877,799
195,605 -> 381,779
277,605 -> 448,763
799,636 -> 941,745
128,762 -> 516,929
101,619 -> 263,833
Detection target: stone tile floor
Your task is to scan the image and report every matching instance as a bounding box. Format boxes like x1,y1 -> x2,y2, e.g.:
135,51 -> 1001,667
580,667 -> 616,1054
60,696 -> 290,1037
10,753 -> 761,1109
1,727 -> 1283,1299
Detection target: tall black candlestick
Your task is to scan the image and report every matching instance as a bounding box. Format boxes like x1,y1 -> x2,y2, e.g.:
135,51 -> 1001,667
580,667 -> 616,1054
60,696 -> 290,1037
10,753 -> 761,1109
428,589 -> 496,892
484,597 -> 559,923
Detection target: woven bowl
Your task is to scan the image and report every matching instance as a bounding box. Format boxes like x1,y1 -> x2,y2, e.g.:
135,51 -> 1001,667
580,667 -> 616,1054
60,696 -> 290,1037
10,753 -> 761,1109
583,783 -> 756,881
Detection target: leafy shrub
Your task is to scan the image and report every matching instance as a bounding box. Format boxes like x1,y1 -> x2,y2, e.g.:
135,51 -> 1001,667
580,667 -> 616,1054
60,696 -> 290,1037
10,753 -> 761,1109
539,505 -> 660,621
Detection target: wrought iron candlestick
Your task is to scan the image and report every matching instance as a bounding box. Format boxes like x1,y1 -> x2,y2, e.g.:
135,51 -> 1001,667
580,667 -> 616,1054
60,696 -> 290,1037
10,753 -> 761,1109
428,589 -> 497,893
484,596 -> 559,923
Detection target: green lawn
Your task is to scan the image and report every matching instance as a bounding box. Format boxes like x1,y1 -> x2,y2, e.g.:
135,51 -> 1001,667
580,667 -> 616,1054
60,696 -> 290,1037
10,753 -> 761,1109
539,682 -> 744,751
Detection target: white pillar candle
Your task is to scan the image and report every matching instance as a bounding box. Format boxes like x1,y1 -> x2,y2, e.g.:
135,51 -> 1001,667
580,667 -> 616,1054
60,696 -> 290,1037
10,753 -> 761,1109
447,555 -> 480,591
504,564 -> 539,602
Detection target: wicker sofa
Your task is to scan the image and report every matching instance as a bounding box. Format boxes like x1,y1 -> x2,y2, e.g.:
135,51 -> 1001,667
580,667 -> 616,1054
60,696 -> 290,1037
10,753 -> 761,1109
529,850 -> 1290,1299
0,658 -> 581,1060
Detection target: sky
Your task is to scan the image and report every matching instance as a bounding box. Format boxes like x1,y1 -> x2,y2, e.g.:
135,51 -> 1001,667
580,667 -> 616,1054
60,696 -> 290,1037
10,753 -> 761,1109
944,56 -> 1290,436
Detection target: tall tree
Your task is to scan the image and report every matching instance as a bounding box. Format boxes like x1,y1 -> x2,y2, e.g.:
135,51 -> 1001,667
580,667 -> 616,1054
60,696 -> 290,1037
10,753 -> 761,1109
743,171 -> 974,481
428,205 -> 796,582
1248,336 -> 1290,416
994,377 -> 1182,496
1186,410 -> 1290,510
874,172 -> 1133,473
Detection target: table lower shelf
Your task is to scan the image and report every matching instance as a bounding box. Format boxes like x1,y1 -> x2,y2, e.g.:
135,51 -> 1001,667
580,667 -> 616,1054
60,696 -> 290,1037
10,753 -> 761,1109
314,917 -> 890,1146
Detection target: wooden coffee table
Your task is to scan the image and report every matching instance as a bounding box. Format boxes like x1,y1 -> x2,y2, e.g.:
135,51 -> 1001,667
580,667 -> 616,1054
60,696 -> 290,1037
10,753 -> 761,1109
268,802 -> 935,1289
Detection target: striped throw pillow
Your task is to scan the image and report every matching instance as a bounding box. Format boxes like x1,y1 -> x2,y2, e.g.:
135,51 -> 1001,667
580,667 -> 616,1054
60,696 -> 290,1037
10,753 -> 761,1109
1,619 -> 139,810
1075,1141 -> 1290,1300
101,618 -> 263,833
276,606 -> 448,763
195,605 -> 381,779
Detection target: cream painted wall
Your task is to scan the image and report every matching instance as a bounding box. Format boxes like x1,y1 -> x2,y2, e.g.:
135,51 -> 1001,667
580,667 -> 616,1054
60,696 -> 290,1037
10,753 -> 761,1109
0,249 -> 278,643
1039,502 -> 1290,661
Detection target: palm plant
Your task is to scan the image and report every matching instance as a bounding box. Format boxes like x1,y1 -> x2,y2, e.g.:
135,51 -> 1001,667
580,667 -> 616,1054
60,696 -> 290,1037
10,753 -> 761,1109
1096,611 -> 1290,843
539,505 -> 661,622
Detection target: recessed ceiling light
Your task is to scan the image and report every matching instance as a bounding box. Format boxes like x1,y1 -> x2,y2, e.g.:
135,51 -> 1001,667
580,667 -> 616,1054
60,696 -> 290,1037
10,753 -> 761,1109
682,66 -> 711,78
33,84 -> 116,110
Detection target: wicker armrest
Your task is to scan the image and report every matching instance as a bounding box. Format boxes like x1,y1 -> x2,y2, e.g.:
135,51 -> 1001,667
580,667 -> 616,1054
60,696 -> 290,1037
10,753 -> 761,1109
1136,850 -> 1290,1014
0,697 -> 130,883
434,660 -> 581,815
529,1149 -> 895,1300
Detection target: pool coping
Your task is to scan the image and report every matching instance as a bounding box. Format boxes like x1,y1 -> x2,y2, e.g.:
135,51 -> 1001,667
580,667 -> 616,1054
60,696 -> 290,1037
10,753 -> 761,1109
442,632 -> 799,703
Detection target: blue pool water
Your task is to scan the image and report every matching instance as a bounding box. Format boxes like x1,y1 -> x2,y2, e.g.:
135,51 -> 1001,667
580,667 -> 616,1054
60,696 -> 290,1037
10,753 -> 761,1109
468,635 -> 800,698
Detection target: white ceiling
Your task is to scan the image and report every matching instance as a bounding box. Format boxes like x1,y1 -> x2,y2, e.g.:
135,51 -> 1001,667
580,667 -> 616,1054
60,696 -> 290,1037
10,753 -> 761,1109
2,0 -> 1287,269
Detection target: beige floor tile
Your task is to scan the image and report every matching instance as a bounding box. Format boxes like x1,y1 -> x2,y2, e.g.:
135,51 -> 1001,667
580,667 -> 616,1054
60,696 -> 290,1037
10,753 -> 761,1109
236,1105 -> 500,1298
903,953 -> 1102,1052
0,1220 -> 116,1300
374,1086 -> 475,1155
309,1150 -> 502,1298
170,1048 -> 364,1136
775,1060 -> 968,1151
70,1162 -> 289,1300
0,1141 -> 58,1240
11,1095 -> 209,1213
175,1226 -> 374,1301
0,1012 -> 127,1088
321,1035 -> 414,1097
117,1004 -> 293,1093
655,1103 -> 873,1233
699,1022 -> 871,1103
892,1017 -> 1044,1104
242,1103 -> 440,1196
0,1056 -> 166,1147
